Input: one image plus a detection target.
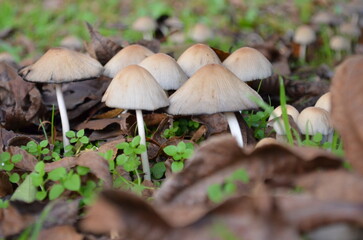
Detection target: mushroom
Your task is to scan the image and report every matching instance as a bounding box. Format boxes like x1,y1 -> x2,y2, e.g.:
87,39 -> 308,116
102,65 -> 169,180
293,25 -> 316,62
314,92 -> 331,112
132,16 -> 157,40
177,44 -> 221,77
167,64 -> 263,147
139,53 -> 188,91
189,23 -> 213,43
19,47 -> 103,147
267,105 -> 299,142
104,44 -> 154,78
255,137 -> 279,148
330,35 -> 350,61
222,47 -> 272,82
297,107 -> 333,143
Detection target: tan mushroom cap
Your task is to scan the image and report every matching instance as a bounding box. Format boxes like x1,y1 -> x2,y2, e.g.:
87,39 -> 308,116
255,137 -> 279,148
19,47 -> 103,83
167,64 -> 262,115
293,25 -> 316,45
268,105 -> 299,135
102,65 -> 169,111
189,23 -> 212,42
132,16 -> 157,32
330,36 -> 350,51
223,47 -> 272,82
177,44 -> 221,77
315,92 -> 331,112
297,107 -> 332,135
139,53 -> 188,90
104,44 -> 154,78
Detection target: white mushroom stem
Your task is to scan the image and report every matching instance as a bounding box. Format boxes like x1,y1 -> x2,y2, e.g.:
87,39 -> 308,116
55,84 -> 70,148
299,44 -> 307,62
136,109 -> 151,180
224,112 -> 243,147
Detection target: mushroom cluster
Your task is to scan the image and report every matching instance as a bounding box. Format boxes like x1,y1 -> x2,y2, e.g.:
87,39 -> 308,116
19,42 -> 271,180
266,92 -> 333,144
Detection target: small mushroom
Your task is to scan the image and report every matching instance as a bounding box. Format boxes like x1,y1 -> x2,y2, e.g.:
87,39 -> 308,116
103,44 -> 154,78
189,23 -> 212,43
19,47 -> 103,147
268,105 -> 299,142
293,25 -> 316,62
177,44 -> 221,77
330,35 -> 350,61
132,16 -> 157,40
167,64 -> 263,147
314,92 -> 331,112
102,65 -> 169,180
297,107 -> 333,143
222,47 -> 272,82
139,53 -> 188,91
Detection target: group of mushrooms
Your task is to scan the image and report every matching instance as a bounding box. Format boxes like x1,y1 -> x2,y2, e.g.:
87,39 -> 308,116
17,42 -> 330,180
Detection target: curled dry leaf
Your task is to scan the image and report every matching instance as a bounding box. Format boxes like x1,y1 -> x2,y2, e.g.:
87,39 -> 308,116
77,150 -> 112,188
0,63 -> 44,130
155,135 -> 341,206
85,22 -> 122,65
279,195 -> 363,233
39,225 -> 83,240
81,189 -> 300,240
330,55 -> 363,174
295,170 -> 363,204
0,204 -> 34,237
7,146 -> 37,171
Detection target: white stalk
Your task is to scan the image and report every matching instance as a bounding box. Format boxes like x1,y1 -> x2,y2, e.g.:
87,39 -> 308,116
299,44 -> 307,62
55,84 -> 70,148
224,112 -> 243,147
136,109 -> 151,180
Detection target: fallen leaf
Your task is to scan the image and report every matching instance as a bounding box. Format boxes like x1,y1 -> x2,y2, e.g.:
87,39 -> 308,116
155,134 -> 341,206
330,55 -> 363,174
192,113 -> 228,136
86,22 -> 122,65
0,204 -> 34,237
77,150 -> 112,188
39,225 -> 83,240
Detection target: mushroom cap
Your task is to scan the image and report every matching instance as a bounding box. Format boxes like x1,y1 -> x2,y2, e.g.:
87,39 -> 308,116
165,17 -> 183,30
139,53 -> 188,90
268,105 -> 299,135
223,47 -> 272,82
268,105 -> 299,122
330,35 -> 350,51
315,92 -> 331,112
293,25 -> 316,45
102,65 -> 169,111
255,137 -> 279,148
189,23 -> 213,42
297,107 -> 332,135
312,11 -> 337,25
339,23 -> 361,38
177,44 -> 221,77
167,64 -> 262,115
103,44 -> 154,78
132,16 -> 157,32
60,35 -> 83,51
19,47 -> 103,84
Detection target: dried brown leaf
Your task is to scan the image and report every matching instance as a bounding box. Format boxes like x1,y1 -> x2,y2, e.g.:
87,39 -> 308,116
7,146 -> 37,171
77,150 -> 112,188
295,170 -> 363,204
192,113 -> 228,136
86,22 -> 122,65
155,135 -> 341,206
330,55 -> 363,174
0,172 -> 12,197
0,205 -> 34,237
82,189 -> 300,240
39,225 -> 83,240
